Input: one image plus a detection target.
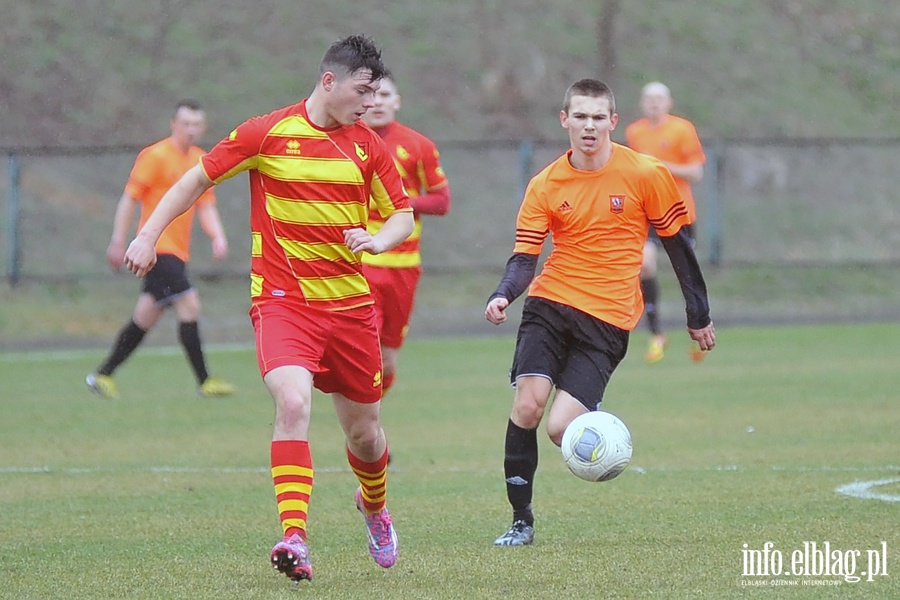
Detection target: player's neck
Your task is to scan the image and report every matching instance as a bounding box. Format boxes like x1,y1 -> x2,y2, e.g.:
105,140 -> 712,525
304,93 -> 340,130
569,143 -> 613,171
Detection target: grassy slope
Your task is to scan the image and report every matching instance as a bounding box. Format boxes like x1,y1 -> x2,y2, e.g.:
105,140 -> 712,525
4,1 -> 900,145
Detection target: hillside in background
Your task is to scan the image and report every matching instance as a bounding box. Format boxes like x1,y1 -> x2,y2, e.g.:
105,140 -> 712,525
4,0 -> 900,147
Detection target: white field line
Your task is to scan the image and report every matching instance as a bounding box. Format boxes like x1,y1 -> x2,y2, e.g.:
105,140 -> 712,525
2,464 -> 897,476
834,477 -> 900,502
4,464 -> 898,502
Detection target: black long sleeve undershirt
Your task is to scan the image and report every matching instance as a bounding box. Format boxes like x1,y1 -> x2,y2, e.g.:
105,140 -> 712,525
659,228 -> 712,329
487,253 -> 538,305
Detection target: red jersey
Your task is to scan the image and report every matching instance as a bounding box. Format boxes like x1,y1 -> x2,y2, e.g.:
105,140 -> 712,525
126,137 -> 215,262
200,100 -> 411,311
625,114 -> 705,223
514,143 -> 689,330
362,121 -> 448,268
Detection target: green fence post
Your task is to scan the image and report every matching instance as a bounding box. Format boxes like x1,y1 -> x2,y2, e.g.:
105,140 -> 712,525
7,151 -> 21,286
704,139 -> 722,266
517,139 -> 534,201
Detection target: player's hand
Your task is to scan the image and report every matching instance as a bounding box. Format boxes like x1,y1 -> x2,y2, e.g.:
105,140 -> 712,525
123,236 -> 157,278
688,321 -> 716,352
211,236 -> 228,261
485,297 -> 509,325
106,240 -> 126,272
343,227 -> 380,254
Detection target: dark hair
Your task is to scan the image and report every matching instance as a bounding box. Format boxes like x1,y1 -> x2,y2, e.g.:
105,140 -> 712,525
319,34 -> 386,83
174,99 -> 203,115
563,79 -> 615,114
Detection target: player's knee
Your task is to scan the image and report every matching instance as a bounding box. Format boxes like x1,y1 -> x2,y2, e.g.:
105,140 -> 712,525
273,392 -> 312,428
344,420 -> 381,450
512,401 -> 544,429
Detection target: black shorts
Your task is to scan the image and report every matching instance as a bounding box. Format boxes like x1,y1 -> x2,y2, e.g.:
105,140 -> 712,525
141,254 -> 193,306
510,297 -> 629,411
648,223 -> 696,247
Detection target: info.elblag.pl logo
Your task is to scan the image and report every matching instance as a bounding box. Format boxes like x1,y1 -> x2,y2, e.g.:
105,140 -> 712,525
741,541 -> 889,586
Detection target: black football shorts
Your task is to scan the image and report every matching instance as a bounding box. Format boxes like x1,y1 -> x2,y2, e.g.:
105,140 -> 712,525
510,296 -> 629,411
141,254 -> 193,306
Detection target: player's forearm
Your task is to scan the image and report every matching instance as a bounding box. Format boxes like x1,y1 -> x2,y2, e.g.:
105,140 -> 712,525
198,204 -> 227,242
659,229 -> 711,329
667,161 -> 704,183
488,252 -> 538,304
410,186 -> 451,216
136,165 -> 212,244
372,210 -> 415,253
109,193 -> 138,245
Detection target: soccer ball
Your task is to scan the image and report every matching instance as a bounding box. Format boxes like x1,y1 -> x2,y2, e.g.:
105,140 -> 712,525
560,410 -> 633,482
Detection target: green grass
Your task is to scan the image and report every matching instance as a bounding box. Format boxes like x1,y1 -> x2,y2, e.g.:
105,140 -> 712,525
1,325 -> 898,599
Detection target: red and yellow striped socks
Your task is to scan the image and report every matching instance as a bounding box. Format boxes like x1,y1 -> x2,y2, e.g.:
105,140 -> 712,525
271,440 -> 313,539
347,446 -> 389,513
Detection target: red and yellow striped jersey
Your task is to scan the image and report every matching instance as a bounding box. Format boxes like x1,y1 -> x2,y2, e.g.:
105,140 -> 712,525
625,114 -> 705,223
126,137 -> 215,262
514,144 -> 689,331
362,121 -> 448,268
200,100 -> 411,311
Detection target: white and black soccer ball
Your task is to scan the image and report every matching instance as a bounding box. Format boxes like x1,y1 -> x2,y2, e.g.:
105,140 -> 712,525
560,410 -> 633,482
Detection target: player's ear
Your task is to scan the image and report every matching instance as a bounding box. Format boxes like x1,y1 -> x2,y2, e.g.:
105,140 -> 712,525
609,113 -> 619,131
559,110 -> 568,129
321,71 -> 336,92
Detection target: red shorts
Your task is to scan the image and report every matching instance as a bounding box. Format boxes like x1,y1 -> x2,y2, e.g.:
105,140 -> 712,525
362,265 -> 422,348
250,300 -> 383,403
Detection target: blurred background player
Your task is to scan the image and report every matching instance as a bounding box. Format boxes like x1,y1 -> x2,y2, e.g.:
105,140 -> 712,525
361,73 -> 451,397
625,82 -> 707,363
86,100 -> 233,399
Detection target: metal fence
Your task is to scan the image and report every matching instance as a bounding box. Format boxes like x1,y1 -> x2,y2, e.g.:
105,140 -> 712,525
3,138 -> 900,284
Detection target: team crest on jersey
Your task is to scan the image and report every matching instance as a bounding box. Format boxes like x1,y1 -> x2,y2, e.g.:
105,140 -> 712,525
396,144 -> 410,160
609,195 -> 625,213
355,142 -> 369,161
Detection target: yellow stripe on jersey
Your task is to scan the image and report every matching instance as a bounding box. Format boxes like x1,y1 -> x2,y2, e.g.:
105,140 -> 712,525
209,156 -> 257,185
278,238 -> 357,263
266,195 -> 366,227
363,220 -> 423,267
250,273 -> 263,298
298,273 -> 370,301
251,232 -> 262,257
268,116 -> 330,140
259,155 -> 365,185
370,172 -> 402,218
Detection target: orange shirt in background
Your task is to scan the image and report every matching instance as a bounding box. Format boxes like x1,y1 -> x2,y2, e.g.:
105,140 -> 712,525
514,144 -> 689,331
625,114 -> 705,223
126,137 -> 215,262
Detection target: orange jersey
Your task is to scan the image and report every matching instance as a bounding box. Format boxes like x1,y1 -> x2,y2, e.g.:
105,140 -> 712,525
514,144 -> 689,330
362,121 -> 448,268
200,100 -> 411,312
125,137 -> 215,262
624,114 -> 705,222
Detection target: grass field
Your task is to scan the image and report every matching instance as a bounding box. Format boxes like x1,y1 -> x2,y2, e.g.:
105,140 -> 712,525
1,324 -> 898,599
